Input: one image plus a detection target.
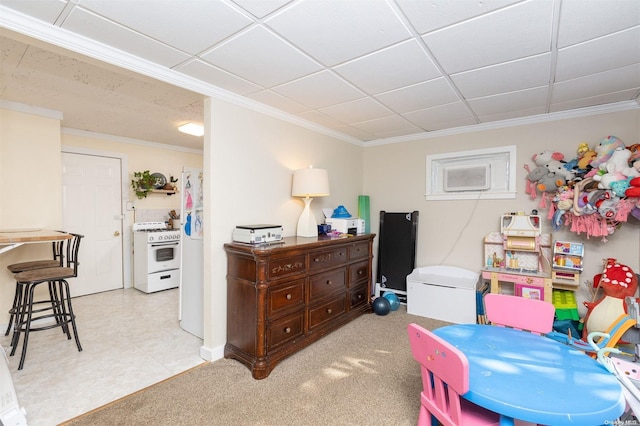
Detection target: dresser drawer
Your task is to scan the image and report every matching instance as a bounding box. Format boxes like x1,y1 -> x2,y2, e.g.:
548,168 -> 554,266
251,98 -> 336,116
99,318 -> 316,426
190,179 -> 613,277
268,312 -> 304,350
349,260 -> 369,285
348,241 -> 369,261
309,269 -> 346,300
268,254 -> 306,281
308,296 -> 346,330
267,279 -> 305,318
309,247 -> 347,272
349,283 -> 369,309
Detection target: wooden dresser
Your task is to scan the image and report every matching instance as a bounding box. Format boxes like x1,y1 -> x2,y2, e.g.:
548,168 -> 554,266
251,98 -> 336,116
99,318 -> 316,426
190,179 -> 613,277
224,234 -> 375,379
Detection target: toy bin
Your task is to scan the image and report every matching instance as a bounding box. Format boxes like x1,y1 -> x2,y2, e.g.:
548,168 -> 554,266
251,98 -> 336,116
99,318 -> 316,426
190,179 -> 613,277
406,265 -> 479,324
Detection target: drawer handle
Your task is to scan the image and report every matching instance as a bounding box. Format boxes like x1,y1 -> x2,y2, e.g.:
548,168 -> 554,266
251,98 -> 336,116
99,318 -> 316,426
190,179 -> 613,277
286,293 -> 292,300
358,270 -> 364,276
327,309 -> 332,314
326,280 -> 332,285
284,327 -> 291,334
357,294 -> 362,300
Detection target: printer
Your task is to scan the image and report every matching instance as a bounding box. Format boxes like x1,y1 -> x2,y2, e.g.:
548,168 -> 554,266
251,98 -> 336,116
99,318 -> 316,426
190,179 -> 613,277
325,218 -> 365,235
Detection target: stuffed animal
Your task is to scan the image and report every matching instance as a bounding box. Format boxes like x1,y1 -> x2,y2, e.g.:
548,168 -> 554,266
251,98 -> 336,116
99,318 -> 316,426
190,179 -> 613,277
626,176 -> 640,198
582,258 -> 638,340
525,150 -> 567,197
536,172 -> 565,193
588,136 -> 626,170
593,147 -> 632,189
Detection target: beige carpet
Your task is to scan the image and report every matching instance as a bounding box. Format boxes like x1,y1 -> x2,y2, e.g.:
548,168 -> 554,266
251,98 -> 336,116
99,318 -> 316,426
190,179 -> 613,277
61,307 -> 450,426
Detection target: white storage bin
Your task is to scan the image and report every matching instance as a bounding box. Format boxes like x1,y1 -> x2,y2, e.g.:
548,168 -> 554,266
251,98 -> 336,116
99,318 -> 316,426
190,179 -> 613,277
406,265 -> 479,324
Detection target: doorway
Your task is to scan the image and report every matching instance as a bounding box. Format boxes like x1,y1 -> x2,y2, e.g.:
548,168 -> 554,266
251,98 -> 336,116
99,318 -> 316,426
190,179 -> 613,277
61,148 -> 130,296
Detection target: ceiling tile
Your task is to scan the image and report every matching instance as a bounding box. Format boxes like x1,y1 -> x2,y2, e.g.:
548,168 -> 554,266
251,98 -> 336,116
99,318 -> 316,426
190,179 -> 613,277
63,8 -> 191,67
403,102 -> 475,130
76,0 -> 252,54
272,70 -> 364,109
319,97 -> 393,124
332,125 -> 376,141
0,0 -> 68,23
557,0 -> 640,48
451,54 -> 551,99
552,64 -> 640,103
334,39 -> 441,95
375,78 -> 459,114
467,86 -> 548,115
175,59 -> 262,95
350,114 -> 419,134
423,0 -> 554,73
550,88 -> 640,113
265,0 -> 411,66
477,106 -> 547,124
246,90 -> 310,114
555,27 -> 640,82
231,0 -> 293,19
297,110 -> 348,128
200,26 -> 321,88
397,0 -> 521,34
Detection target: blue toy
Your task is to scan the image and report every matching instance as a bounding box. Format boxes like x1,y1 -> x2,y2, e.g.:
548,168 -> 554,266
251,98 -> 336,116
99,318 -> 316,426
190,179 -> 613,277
372,297 -> 391,316
383,291 -> 400,311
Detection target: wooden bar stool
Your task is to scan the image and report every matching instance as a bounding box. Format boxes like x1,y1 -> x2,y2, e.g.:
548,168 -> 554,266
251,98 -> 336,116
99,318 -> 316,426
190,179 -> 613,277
9,233 -> 83,370
5,236 -> 67,337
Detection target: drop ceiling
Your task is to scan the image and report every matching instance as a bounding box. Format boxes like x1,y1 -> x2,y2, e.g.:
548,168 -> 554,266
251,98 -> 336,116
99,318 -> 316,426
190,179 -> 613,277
0,0 -> 639,150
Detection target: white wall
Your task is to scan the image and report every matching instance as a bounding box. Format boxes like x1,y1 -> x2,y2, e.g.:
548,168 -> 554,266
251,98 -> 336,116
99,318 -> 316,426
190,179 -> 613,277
203,98 -> 364,357
363,109 -> 640,314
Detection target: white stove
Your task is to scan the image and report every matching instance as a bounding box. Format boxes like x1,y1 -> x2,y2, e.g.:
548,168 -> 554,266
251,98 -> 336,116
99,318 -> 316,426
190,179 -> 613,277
133,221 -> 181,293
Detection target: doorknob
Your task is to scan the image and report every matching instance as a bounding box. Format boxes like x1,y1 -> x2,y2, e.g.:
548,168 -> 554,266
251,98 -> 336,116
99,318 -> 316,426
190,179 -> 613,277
114,231 -> 120,237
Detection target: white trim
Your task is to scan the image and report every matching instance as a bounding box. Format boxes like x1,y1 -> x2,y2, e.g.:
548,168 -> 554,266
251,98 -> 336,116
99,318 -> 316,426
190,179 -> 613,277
61,145 -> 132,290
62,128 -> 204,155
0,99 -> 63,120
367,101 -> 640,147
426,145 -> 517,201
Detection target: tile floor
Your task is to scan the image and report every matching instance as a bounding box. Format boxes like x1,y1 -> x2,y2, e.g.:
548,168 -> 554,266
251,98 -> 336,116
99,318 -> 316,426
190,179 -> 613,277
1,288 -> 205,426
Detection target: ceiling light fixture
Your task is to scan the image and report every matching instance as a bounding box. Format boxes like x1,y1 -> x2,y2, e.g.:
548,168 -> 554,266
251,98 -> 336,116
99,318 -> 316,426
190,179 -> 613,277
178,122 -> 204,137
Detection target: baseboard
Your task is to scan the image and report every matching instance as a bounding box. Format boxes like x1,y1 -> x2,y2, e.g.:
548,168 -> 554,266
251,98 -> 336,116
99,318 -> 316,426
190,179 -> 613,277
199,343 -> 224,362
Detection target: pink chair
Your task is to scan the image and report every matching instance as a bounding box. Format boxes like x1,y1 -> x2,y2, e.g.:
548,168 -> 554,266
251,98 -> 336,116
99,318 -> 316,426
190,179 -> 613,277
407,323 -> 501,426
484,293 -> 555,335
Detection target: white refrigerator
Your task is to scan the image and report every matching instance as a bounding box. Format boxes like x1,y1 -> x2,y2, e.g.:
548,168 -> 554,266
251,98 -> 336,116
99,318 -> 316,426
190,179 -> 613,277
179,167 -> 203,338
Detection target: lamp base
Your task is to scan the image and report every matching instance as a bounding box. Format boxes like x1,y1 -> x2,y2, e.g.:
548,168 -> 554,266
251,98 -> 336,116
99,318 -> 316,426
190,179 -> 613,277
296,197 -> 318,238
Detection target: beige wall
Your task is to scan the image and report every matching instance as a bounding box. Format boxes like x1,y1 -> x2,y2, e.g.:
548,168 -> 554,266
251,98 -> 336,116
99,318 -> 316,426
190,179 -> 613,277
0,108 -> 64,323
204,98 -> 364,356
363,109 -> 640,313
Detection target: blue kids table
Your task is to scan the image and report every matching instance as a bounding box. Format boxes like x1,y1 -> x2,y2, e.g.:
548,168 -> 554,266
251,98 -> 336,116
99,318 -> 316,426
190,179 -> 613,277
432,324 -> 625,425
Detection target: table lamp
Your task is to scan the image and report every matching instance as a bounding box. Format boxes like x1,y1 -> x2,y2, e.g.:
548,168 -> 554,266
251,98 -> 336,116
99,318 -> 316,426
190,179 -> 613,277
292,166 -> 330,237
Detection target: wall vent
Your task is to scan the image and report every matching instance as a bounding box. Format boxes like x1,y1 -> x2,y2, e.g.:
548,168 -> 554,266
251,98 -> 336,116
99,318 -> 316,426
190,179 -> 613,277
443,164 -> 490,192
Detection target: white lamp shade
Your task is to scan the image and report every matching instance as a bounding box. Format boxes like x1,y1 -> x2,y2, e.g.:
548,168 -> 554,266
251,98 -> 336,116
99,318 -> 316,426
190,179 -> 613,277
292,166 -> 329,237
292,167 -> 330,197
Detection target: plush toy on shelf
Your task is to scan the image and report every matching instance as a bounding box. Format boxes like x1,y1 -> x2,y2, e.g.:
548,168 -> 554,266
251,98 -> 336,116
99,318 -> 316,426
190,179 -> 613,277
582,258 -> 639,340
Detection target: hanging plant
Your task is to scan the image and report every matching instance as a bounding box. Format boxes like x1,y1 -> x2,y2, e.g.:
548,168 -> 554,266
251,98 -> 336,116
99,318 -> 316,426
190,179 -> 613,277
131,170 -> 156,199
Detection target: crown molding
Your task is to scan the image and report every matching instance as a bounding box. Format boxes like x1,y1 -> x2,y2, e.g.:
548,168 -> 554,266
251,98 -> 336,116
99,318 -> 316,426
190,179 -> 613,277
0,99 -> 63,120
367,100 -> 640,147
0,6 -> 362,147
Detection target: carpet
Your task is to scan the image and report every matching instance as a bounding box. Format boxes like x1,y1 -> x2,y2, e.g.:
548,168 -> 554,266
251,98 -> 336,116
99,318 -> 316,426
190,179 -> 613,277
61,306 -> 449,426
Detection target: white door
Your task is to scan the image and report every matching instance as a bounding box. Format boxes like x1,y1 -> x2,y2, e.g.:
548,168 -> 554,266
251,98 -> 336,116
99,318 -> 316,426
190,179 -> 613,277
62,152 -> 123,296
